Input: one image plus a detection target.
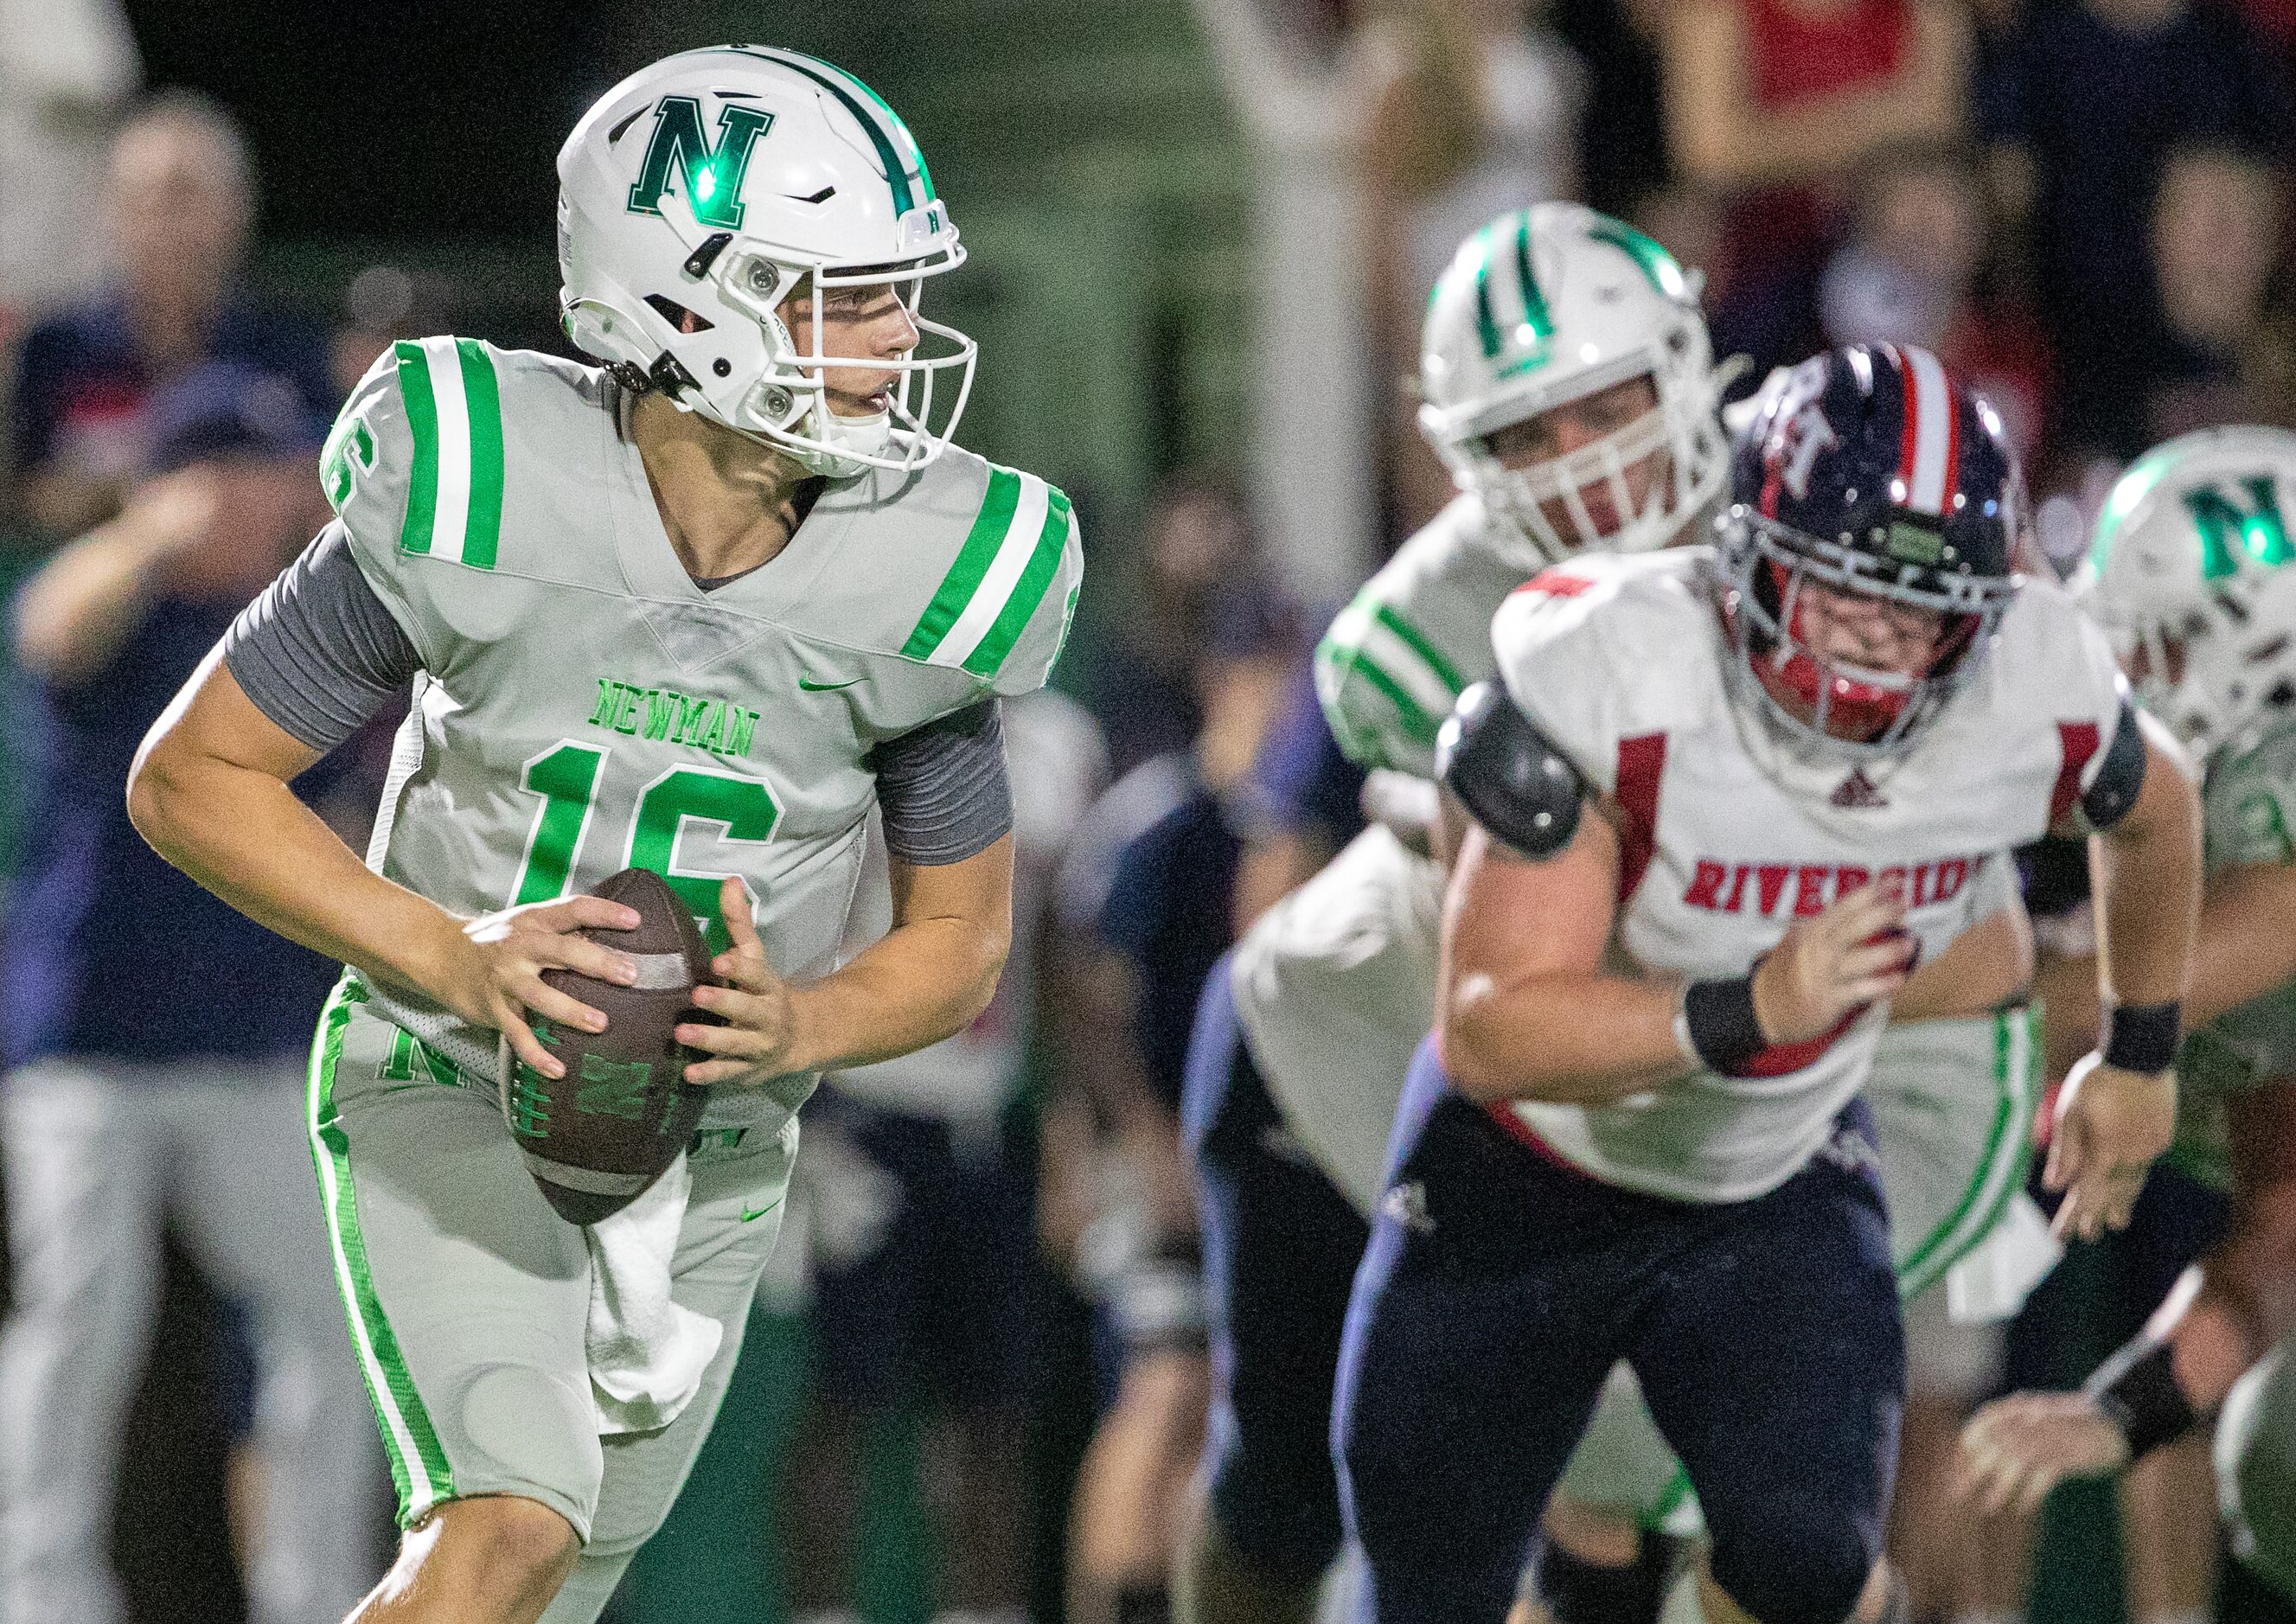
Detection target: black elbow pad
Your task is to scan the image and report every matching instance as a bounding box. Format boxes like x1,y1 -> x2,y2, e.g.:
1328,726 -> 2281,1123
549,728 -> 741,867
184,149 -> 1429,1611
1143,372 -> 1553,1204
1436,682 -> 1586,858
2082,699 -> 2148,831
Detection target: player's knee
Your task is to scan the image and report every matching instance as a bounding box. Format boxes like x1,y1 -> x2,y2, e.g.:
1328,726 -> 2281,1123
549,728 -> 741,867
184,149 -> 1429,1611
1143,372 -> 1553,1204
420,1494 -> 581,1611
1706,1506 -> 1874,1624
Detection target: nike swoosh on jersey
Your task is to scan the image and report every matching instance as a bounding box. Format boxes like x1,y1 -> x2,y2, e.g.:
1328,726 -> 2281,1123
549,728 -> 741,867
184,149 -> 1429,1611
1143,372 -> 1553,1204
740,1198 -> 783,1223
796,675 -> 863,691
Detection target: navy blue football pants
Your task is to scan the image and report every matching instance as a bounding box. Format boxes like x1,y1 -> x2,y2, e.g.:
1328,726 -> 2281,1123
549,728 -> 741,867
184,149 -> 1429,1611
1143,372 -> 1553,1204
1334,1039 -> 1904,1624
1180,951 -> 1371,1583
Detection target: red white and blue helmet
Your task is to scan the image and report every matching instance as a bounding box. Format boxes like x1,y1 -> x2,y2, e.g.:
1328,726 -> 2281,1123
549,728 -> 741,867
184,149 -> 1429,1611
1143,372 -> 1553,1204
1712,345 -> 2024,758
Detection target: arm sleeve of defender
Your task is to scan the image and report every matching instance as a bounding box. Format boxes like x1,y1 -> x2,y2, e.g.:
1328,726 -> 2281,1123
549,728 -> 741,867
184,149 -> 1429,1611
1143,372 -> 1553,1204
1436,682 -> 1588,858
220,525 -> 422,751
867,700 -> 1015,866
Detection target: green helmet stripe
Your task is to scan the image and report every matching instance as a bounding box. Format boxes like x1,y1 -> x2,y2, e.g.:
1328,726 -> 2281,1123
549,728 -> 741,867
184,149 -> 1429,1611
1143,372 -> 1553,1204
1512,212 -> 1554,342
816,57 -> 936,203
1587,217 -> 1689,300
1471,226 -> 1504,360
739,47 -> 930,214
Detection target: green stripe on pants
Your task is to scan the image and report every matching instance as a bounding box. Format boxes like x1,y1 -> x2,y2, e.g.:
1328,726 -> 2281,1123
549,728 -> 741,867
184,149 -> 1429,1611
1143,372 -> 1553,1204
1895,1006 -> 2039,1301
305,976 -> 457,1525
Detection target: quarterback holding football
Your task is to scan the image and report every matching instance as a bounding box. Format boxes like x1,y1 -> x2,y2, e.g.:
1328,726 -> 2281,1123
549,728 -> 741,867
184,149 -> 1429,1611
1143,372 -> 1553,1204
129,46 -> 1078,1624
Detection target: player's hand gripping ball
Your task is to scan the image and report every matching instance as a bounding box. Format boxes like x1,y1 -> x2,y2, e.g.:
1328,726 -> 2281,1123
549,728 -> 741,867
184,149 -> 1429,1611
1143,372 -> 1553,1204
502,867 -> 719,1224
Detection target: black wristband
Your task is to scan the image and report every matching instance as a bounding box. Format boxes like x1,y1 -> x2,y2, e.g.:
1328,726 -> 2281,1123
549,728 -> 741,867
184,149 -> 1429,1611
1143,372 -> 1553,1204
2103,1000 -> 2182,1075
1682,974 -> 1767,1073
2083,1339 -> 2201,1461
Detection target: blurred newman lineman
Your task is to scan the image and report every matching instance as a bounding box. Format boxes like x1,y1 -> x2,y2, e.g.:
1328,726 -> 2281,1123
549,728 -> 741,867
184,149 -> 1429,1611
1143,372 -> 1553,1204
1179,210 -> 2046,1624
1960,427 -> 2296,1606
125,46 -> 1081,1624
1330,348 -> 2202,1624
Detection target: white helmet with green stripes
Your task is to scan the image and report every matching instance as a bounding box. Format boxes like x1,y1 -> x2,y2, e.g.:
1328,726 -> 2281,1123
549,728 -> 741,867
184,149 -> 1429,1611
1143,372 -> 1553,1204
2083,425 -> 2296,758
1419,202 -> 1726,566
557,45 -> 974,476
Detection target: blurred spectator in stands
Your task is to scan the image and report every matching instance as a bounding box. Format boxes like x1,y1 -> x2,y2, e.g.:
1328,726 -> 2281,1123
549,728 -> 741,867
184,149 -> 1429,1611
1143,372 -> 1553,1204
1659,0 -> 1968,374
0,361 -> 383,1624
1359,0 -> 1587,533
1229,666 -> 1367,927
1078,471 -> 1267,777
779,690 -> 1110,1624
1978,0 -> 2295,459
8,92 -> 335,545
2141,144 -> 2296,444
1046,585 -> 1313,1624
0,0 -> 138,338
1550,0 -> 1668,218
329,263 -> 459,399
1819,141 -> 2053,462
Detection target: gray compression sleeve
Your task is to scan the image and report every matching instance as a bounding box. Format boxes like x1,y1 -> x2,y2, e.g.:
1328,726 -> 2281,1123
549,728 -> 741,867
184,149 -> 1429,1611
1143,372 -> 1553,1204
868,700 -> 1014,866
221,524 -> 422,750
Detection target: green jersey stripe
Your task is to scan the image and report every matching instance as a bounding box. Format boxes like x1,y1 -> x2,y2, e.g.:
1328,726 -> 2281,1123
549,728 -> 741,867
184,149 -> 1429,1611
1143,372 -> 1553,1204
1348,649 -> 1442,746
393,342 -> 440,556
455,339 -> 506,570
307,977 -> 456,1525
1314,634 -> 1395,768
1373,604 -> 1466,698
1329,593 -> 1460,728
903,466 -> 1022,660
962,489 -> 1071,678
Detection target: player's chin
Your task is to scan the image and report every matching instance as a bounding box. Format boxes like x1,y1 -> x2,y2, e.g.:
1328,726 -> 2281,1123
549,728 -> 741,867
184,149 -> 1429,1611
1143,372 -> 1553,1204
825,380 -> 896,418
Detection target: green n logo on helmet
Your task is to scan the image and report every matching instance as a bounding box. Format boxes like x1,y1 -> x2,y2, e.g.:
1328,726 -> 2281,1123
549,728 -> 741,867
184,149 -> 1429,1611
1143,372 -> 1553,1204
626,97 -> 775,231
2185,476 -> 2295,580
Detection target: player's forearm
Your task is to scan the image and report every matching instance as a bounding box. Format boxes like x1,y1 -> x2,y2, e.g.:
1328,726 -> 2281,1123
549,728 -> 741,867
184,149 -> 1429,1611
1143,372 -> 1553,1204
780,914 -> 1007,1077
129,720 -> 462,999
1890,901 -> 2032,1025
1441,970 -> 1692,1105
2090,738 -> 2203,1010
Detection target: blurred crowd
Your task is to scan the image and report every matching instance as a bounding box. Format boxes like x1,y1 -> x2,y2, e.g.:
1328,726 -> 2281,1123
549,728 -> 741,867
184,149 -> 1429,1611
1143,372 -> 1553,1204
3,0 -> 2293,1621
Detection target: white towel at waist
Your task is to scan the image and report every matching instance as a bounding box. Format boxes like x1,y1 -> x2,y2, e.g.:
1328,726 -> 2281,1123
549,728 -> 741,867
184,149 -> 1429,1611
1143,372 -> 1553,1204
585,1154 -> 722,1435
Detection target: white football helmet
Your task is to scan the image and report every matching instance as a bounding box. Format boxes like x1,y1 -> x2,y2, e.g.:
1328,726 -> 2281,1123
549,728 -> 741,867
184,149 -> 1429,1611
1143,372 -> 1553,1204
557,45 -> 974,476
1418,202 -> 1728,568
2084,425 -> 2296,758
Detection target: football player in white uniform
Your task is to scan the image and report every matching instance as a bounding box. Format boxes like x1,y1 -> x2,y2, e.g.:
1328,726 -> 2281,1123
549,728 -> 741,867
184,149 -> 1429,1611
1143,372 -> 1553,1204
1180,213 -> 2039,1624
125,47 -> 1080,1624
1960,427 -> 2296,1605
1332,348 -> 2201,1624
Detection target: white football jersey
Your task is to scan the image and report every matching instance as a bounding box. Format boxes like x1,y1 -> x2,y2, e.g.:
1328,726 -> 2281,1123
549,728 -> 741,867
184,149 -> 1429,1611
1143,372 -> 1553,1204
1232,496 -> 1513,1210
1487,548 -> 2126,1201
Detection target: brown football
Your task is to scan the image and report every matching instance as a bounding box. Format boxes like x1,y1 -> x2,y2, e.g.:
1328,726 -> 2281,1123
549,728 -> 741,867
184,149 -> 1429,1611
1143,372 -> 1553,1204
505,867 -> 718,1224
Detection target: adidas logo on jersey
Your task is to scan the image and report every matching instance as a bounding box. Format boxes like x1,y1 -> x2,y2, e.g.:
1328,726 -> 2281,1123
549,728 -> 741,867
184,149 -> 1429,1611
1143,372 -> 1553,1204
1830,768 -> 1888,809
1681,854 -> 1986,917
